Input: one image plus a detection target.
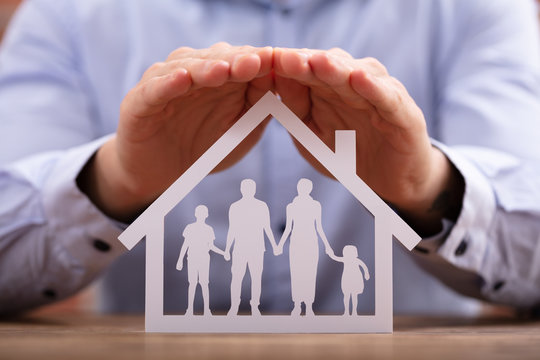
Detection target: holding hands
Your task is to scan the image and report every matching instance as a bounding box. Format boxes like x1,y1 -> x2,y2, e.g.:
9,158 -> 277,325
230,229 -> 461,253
273,242 -> 283,256
80,43 -> 463,236
325,245 -> 335,259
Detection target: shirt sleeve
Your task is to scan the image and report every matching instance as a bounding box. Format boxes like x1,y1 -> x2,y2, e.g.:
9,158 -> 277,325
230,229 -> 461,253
413,0 -> 540,309
0,0 -> 125,314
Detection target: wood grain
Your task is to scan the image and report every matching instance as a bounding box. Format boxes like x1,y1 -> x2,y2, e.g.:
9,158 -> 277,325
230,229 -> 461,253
1,312 -> 539,360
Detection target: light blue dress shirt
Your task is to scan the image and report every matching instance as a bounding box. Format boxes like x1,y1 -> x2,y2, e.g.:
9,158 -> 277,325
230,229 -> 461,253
1,0 -> 540,315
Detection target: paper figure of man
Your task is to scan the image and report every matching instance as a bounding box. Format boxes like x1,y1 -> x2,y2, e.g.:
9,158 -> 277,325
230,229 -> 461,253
224,179 -> 278,316
176,205 -> 225,316
328,245 -> 370,316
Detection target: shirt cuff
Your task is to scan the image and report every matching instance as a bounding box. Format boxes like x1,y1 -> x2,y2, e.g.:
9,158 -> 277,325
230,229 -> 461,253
41,135 -> 126,282
429,140 -> 496,274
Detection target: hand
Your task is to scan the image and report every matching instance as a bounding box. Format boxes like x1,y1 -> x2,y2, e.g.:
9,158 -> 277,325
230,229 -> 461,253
365,273 -> 370,281
325,247 -> 335,258
176,262 -> 183,271
224,252 -> 231,262
273,48 -> 464,234
78,43 -> 273,222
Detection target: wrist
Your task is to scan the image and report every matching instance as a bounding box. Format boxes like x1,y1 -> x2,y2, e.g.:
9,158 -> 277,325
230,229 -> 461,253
77,138 -> 150,223
392,147 -> 464,236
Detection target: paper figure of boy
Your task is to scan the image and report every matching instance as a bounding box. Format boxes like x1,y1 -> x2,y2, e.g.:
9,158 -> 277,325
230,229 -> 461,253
328,245 -> 370,316
176,205 -> 225,316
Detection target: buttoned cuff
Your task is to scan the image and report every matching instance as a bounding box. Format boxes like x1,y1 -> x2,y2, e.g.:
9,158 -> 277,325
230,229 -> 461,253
428,140 -> 496,274
41,135 -> 127,286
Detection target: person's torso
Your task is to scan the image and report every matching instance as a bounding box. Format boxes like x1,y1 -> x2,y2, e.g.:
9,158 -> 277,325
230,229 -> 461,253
73,0 -> 483,315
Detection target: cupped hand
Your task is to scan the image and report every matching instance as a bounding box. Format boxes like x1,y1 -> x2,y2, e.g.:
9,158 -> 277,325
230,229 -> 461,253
83,43 -> 273,221
273,48 -> 462,233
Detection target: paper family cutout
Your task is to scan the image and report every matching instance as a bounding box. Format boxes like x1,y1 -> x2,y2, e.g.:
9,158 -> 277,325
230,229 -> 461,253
176,178 -> 371,318
118,91 -> 421,333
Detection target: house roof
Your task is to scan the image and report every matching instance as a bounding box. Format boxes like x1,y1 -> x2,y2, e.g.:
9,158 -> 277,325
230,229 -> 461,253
118,92 -> 421,251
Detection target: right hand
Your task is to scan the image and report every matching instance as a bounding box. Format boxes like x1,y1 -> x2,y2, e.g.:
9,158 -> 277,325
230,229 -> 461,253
224,252 -> 231,262
80,43 -> 273,222
176,262 -> 183,271
325,246 -> 335,258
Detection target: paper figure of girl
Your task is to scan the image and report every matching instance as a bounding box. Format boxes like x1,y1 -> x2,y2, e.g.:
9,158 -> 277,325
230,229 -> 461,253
328,245 -> 370,316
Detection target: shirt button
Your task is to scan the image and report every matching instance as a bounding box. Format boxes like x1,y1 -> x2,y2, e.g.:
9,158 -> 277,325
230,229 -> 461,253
493,281 -> 505,291
454,239 -> 468,256
42,289 -> 57,299
93,239 -> 111,252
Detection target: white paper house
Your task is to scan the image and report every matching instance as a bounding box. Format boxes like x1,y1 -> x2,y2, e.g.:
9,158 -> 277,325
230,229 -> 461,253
118,91 -> 421,333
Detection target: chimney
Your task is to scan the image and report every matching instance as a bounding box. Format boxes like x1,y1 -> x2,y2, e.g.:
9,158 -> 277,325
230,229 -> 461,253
334,130 -> 356,174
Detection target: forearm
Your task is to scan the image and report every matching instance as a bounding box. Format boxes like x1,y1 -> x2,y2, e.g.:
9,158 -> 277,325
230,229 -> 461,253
0,140 -> 125,314
413,145 -> 540,308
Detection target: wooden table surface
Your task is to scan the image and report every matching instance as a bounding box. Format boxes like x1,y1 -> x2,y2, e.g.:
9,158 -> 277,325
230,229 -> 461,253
1,312 -> 539,360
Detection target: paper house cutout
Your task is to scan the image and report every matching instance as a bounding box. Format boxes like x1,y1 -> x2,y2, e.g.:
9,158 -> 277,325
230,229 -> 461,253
118,91 -> 421,333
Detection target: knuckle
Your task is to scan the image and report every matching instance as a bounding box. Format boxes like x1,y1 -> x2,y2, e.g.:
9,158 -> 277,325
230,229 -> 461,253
212,41 -> 230,49
329,47 -> 351,57
139,81 -> 152,100
364,57 -> 387,74
145,61 -> 165,75
167,46 -> 194,60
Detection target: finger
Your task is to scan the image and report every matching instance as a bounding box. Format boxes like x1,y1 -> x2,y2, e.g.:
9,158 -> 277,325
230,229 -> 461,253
350,69 -> 401,115
168,43 -> 273,80
328,47 -> 354,59
274,47 -> 321,85
274,74 -> 310,119
309,53 -> 383,110
247,73 -> 275,104
276,49 -> 371,111
166,46 -> 196,60
309,52 -> 354,95
143,58 -> 230,88
124,68 -> 191,117
350,69 -> 424,131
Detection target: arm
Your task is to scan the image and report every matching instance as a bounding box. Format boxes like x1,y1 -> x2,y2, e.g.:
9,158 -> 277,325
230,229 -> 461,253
209,228 -> 225,257
0,1 -> 125,315
314,202 -> 334,257
410,0 -> 540,307
328,252 -> 344,263
277,204 -> 293,254
357,259 -> 370,281
274,0 -> 540,308
224,206 -> 236,261
262,204 -> 278,254
210,245 -> 225,257
176,233 -> 189,271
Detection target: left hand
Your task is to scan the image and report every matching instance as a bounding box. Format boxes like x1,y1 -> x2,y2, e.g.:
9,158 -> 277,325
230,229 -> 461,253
273,48 -> 463,234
